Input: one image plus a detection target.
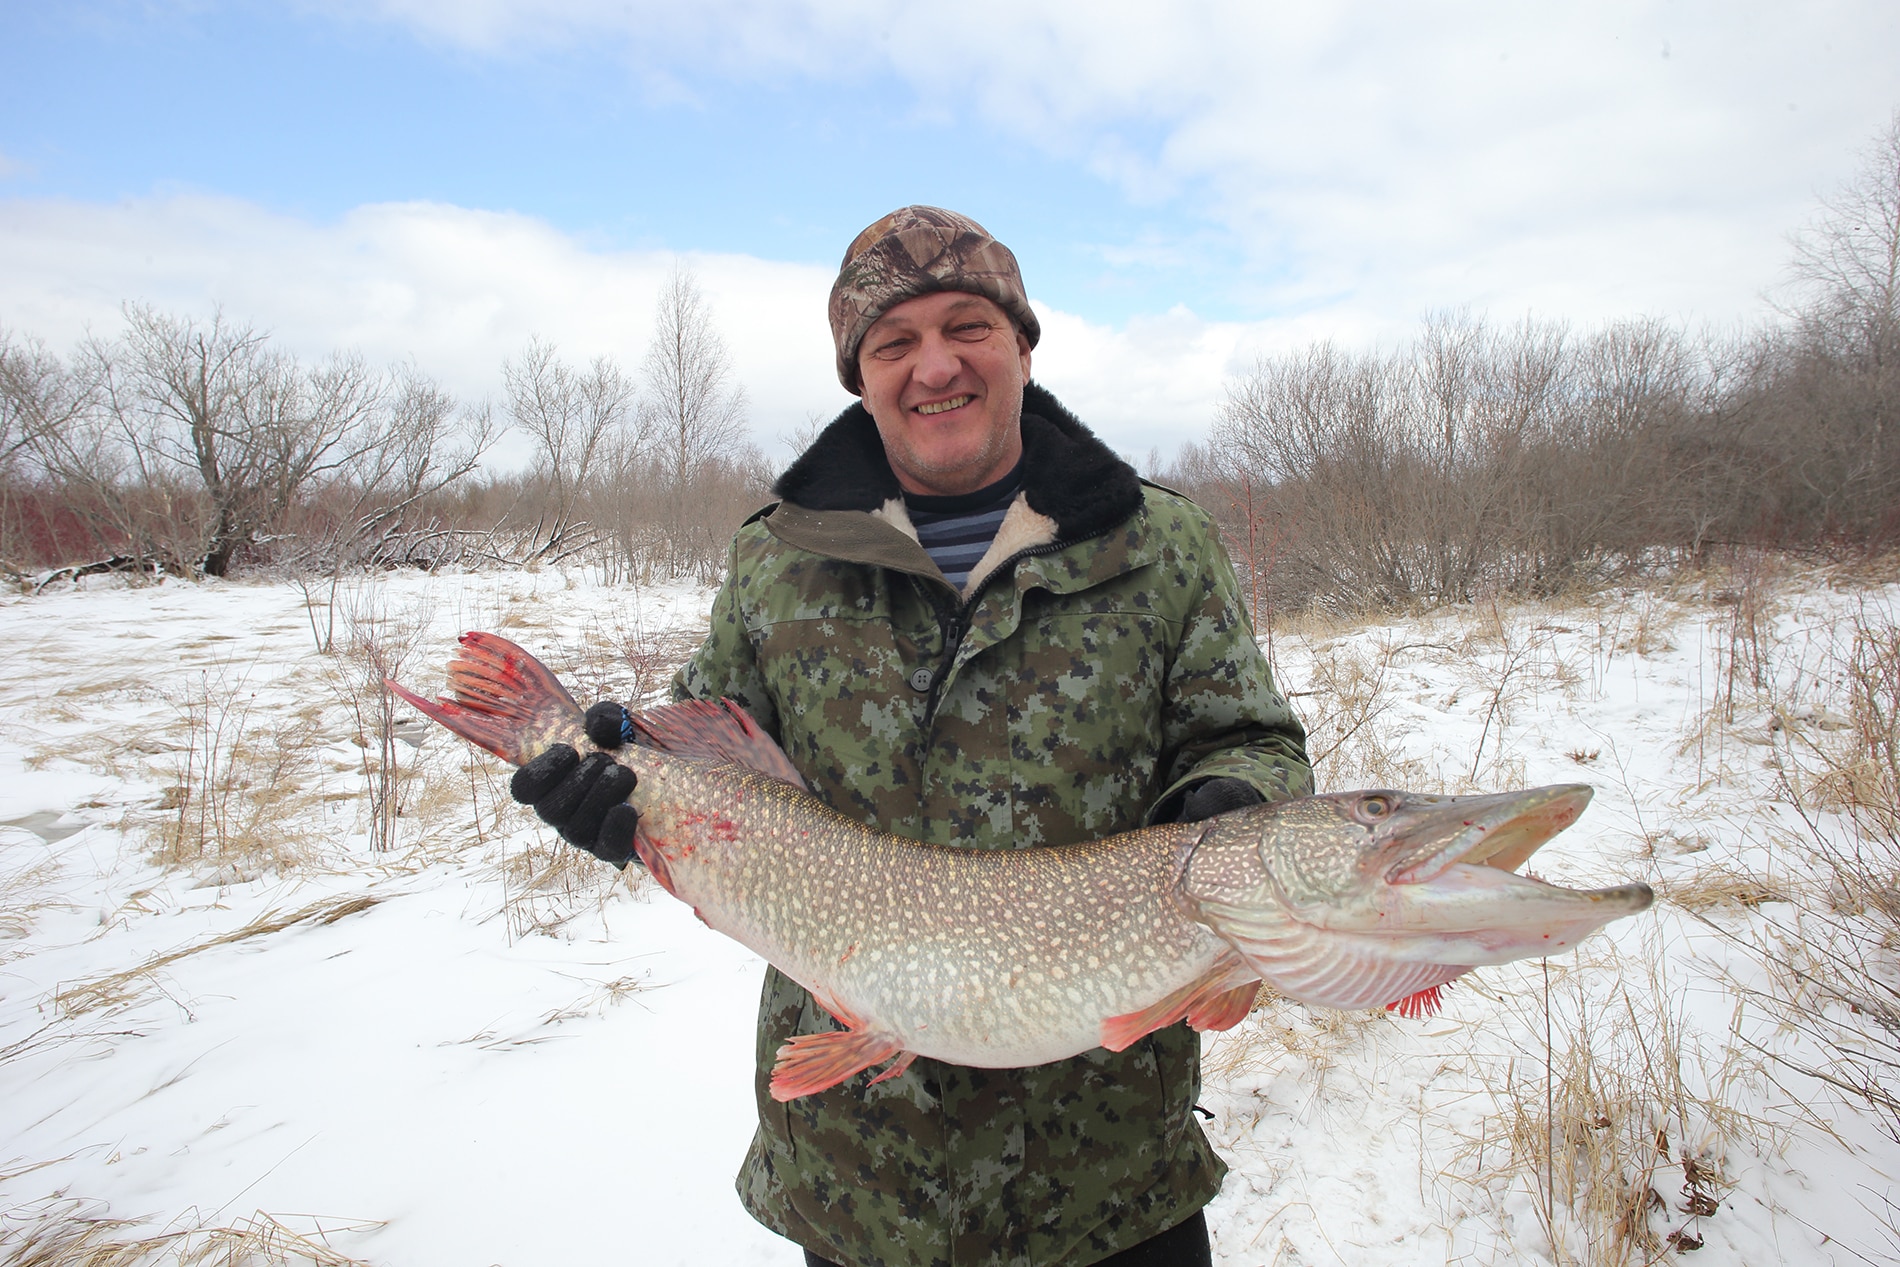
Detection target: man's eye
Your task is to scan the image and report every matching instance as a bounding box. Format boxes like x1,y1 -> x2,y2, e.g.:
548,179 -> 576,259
950,322 -> 995,340
867,338 -> 913,360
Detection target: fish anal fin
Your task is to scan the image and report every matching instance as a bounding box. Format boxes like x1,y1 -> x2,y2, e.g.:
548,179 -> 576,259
1100,953 -> 1260,1052
631,699 -> 808,791
770,1028 -> 909,1102
386,631 -> 586,766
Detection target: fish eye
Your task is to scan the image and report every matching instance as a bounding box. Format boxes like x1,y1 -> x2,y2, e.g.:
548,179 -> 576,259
1358,795 -> 1391,818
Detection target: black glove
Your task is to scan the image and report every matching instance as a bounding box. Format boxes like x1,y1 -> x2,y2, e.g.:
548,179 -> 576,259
509,700 -> 641,867
1172,777 -> 1264,823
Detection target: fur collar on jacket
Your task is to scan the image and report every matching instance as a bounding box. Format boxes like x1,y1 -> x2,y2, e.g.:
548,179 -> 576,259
774,382 -> 1143,544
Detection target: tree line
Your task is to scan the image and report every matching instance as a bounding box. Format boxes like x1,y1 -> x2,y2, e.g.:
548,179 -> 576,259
1164,112 -> 1900,616
3,117 -> 1897,608
0,268 -> 764,587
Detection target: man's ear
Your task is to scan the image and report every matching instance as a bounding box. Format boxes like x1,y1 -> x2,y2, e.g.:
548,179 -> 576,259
1016,327 -> 1032,381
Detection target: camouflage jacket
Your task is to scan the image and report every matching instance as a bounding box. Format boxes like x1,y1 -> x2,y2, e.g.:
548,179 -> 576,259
674,383 -> 1312,1267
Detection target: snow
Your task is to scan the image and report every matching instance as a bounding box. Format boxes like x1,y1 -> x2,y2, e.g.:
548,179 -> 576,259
1,566 -> 1896,1265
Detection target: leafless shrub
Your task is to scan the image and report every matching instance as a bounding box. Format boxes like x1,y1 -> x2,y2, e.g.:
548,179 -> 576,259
323,586 -> 437,853
273,368 -> 497,624
1201,312 -> 1706,616
7,309 -> 496,582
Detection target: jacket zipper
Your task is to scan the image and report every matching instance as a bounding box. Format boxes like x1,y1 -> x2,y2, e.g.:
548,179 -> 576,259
916,524 -> 1130,729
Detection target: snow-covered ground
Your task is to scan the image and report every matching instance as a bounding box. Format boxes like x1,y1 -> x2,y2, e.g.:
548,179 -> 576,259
0,565 -> 1895,1265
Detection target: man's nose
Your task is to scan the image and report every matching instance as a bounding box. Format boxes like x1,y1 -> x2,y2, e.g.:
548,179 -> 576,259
913,332 -> 961,386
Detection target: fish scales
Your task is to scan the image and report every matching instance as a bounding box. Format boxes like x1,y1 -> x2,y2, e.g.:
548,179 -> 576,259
633,756 -> 1232,1068
389,631 -> 1655,1101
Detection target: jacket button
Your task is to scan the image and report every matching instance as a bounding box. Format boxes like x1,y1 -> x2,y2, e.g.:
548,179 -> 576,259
909,668 -> 935,692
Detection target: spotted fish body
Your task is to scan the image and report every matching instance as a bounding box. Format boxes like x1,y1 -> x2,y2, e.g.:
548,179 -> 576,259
391,632 -> 1653,1100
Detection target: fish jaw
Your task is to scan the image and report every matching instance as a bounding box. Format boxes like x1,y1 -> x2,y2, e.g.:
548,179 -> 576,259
1264,784 -> 1605,932
1359,862 -> 1654,962
1377,783 -> 1595,883
1177,784 -> 1653,1009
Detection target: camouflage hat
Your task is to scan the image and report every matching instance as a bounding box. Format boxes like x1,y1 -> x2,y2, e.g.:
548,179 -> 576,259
828,206 -> 1041,394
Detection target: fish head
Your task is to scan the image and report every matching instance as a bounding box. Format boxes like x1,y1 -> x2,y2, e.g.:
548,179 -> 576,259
1180,784 -> 1654,997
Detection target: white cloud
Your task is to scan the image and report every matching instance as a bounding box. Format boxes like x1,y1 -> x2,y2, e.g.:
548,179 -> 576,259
319,0 -> 1900,331
0,195 -> 843,468
0,194 -> 1305,467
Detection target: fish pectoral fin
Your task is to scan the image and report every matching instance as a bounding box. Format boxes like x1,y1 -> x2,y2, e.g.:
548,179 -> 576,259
769,1028 -> 910,1102
1100,953 -> 1261,1052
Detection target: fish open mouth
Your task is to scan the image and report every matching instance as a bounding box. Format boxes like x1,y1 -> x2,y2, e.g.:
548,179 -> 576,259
1382,784 -> 1595,885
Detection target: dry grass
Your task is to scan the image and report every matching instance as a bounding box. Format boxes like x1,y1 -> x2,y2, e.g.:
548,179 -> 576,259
1694,589 -> 1900,1147
1201,988 -> 1388,1087
149,667 -> 323,879
1451,606 -> 1573,788
1287,631 -> 1432,791
1654,865 -> 1792,913
0,1198 -> 377,1267
0,854 -> 62,946
1462,945 -> 1771,1266
52,895 -> 382,1019
494,830 -> 646,941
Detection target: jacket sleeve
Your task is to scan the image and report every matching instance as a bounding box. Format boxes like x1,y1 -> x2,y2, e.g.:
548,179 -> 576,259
671,530 -> 781,741
1144,501 -> 1312,822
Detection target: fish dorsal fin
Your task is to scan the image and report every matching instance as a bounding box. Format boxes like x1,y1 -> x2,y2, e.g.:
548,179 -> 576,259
632,699 -> 808,791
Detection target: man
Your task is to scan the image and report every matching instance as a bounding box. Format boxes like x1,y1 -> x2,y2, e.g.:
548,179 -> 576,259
513,207 -> 1311,1267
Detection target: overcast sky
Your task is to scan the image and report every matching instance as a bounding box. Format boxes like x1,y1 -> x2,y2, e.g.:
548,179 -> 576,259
2,1 -> 1897,465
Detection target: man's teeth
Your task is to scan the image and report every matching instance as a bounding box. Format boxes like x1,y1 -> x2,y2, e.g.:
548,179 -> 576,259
916,395 -> 973,416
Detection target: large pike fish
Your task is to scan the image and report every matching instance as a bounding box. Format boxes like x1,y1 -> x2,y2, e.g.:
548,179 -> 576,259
389,632 -> 1652,1101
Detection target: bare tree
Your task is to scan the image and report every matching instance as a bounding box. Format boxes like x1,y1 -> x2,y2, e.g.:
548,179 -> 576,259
1790,110 -> 1900,369
502,337 -> 636,555
331,366 -> 496,559
67,306 -> 392,576
640,267 -> 749,491
0,330 -> 96,575
13,308 -> 497,580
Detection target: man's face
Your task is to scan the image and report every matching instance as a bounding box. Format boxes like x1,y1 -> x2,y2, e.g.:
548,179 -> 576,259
856,291 -> 1033,497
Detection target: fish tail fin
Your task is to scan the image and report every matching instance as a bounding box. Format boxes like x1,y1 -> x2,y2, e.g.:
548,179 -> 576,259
631,699 -> 808,790
385,631 -> 586,766
1387,983 -> 1448,1019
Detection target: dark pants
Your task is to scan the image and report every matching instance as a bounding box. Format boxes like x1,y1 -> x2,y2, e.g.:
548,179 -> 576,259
801,1210 -> 1213,1267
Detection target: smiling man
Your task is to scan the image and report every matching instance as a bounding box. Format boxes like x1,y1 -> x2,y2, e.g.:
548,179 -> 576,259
514,207 -> 1311,1266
